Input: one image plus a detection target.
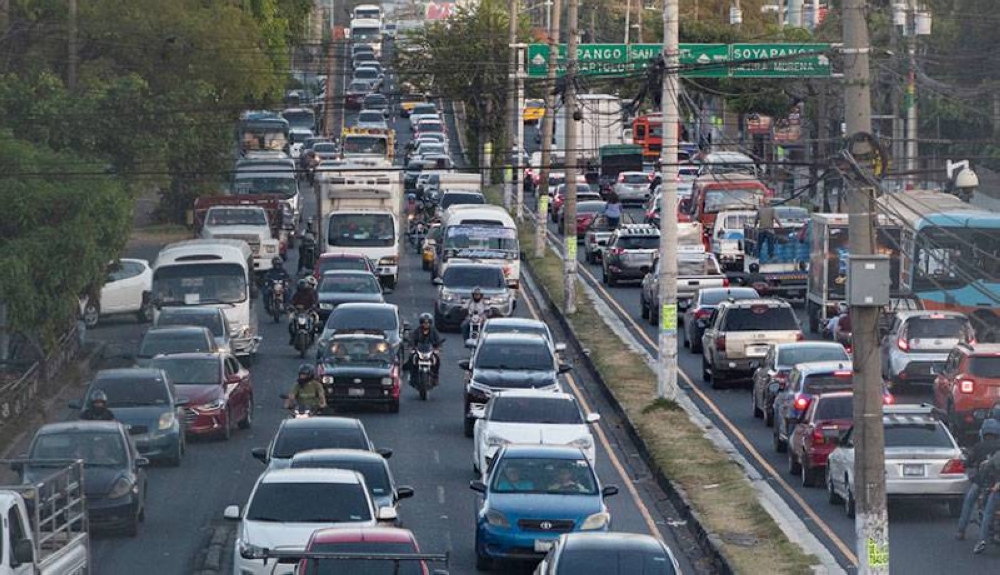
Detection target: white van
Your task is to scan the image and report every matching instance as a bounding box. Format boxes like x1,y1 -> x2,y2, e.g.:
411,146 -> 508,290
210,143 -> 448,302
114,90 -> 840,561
151,240 -> 260,358
697,151 -> 759,178
437,205 -> 521,288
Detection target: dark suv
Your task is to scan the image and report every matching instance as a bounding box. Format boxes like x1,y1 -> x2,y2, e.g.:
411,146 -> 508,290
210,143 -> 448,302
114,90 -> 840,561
601,224 -> 660,286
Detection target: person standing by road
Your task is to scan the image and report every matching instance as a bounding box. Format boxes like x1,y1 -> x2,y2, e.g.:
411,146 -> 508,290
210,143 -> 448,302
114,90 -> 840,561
603,192 -> 622,229
957,419 -> 1000,540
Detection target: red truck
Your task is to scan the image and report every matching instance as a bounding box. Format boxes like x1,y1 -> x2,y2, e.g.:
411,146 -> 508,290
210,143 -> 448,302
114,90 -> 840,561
687,174 -> 769,250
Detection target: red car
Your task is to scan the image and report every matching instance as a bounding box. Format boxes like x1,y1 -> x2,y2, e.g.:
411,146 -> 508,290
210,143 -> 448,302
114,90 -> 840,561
296,526 -> 438,574
550,187 -> 600,222
934,342 -> 1000,437
148,353 -> 253,440
315,252 -> 376,279
558,200 -> 606,238
788,391 -> 854,487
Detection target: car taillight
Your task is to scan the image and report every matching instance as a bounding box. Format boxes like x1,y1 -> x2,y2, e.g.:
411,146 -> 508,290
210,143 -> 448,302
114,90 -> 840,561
793,395 -> 811,411
811,428 -> 826,445
941,459 -> 966,475
883,393 -> 894,405
959,379 -> 975,394
610,248 -> 626,256
796,332 -> 805,341
722,278 -> 730,287
715,335 -> 726,351
897,338 -> 909,351
694,308 -> 713,320
773,372 -> 787,383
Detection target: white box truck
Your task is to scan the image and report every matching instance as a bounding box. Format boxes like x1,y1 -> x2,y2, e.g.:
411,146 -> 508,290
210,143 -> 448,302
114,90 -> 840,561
554,94 -> 624,164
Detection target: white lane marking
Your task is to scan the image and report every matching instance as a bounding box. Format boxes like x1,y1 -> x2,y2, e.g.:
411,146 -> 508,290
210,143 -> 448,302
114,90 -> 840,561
433,449 -> 441,464
437,485 -> 446,505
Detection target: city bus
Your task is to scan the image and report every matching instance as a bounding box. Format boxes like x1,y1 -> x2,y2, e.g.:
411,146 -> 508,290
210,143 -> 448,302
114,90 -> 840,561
237,111 -> 289,157
632,113 -> 697,164
879,190 -> 1000,340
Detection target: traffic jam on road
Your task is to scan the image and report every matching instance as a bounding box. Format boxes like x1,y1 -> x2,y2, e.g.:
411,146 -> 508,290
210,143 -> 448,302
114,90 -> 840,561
9,3 -> 1000,575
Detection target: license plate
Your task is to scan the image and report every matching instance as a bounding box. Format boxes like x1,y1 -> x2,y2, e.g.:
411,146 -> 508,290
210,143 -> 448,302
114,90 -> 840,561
348,388 -> 365,397
534,539 -> 555,553
902,464 -> 925,477
747,346 -> 769,357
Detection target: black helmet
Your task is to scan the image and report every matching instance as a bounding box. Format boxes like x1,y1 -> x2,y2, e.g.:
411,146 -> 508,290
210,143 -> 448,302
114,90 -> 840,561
419,312 -> 433,326
90,390 -> 108,405
980,418 -> 1000,441
298,364 -> 315,380
272,256 -> 283,267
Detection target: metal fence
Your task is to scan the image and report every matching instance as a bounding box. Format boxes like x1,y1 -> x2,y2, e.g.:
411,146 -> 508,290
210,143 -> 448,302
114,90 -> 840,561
0,327 -> 79,429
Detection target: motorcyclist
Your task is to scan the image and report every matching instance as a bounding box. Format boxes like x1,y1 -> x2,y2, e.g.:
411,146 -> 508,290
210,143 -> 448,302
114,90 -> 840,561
298,222 -> 317,272
288,276 -> 319,344
408,313 -> 443,384
973,447 -> 1000,554
263,257 -> 291,309
80,391 -> 115,421
826,302 -> 849,340
461,287 -> 490,340
957,418 -> 1000,540
284,363 -> 327,412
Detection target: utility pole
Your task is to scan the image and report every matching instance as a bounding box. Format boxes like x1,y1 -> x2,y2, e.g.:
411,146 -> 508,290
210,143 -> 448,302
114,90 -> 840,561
515,43 -> 527,221
535,0 -> 563,258
843,0 -> 889,573
904,0 -> 919,188
505,0 -> 520,212
562,0 -> 579,314
67,0 -> 78,89
624,0 -> 631,44
656,0 -> 679,401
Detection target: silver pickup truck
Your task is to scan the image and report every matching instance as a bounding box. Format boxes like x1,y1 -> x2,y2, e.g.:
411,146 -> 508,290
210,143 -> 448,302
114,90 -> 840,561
639,250 -> 727,325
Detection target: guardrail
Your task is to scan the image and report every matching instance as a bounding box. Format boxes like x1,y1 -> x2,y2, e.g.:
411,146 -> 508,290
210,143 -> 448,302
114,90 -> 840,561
0,327 -> 79,429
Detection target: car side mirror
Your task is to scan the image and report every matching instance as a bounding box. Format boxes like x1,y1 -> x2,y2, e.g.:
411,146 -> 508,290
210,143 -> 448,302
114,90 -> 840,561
68,400 -> 81,410
469,480 -> 487,493
555,342 -> 567,353
377,448 -> 393,459
558,363 -> 573,374
135,457 -> 150,468
223,505 -> 241,520
397,486 -> 415,500
601,485 -> 620,498
251,447 -> 268,463
458,359 -> 471,371
586,413 -> 601,424
13,538 -> 34,565
432,278 -> 444,286
376,507 -> 398,522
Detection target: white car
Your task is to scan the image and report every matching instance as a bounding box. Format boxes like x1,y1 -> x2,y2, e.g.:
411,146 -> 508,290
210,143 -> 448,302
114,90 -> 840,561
825,404 -> 968,517
472,389 -> 600,475
225,468 -> 397,575
79,258 -> 153,328
355,109 -> 388,130
469,317 -> 567,357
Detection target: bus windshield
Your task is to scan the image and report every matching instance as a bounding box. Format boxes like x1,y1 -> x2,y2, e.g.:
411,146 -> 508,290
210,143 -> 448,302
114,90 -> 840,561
239,125 -> 287,153
703,188 -> 765,213
328,214 -> 395,247
282,110 -> 315,131
913,227 -> 1000,290
442,225 -> 518,258
342,136 -> 388,157
153,263 -> 247,305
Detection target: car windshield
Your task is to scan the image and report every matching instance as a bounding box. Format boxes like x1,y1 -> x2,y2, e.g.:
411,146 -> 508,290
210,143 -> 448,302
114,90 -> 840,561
320,274 -> 380,294
475,341 -> 553,372
246,482 -> 371,523
491,457 -> 597,495
302,542 -> 422,575
904,318 -> 973,340
354,68 -> 378,80
442,226 -> 518,258
967,356 -> 1000,378
290,458 -> 391,495
327,338 -> 393,367
31,432 -> 127,467
814,396 -> 853,420
802,373 -> 853,394
148,357 -> 218,385
778,346 -> 849,367
678,257 -> 720,276
358,112 -> 384,123
442,266 -> 505,289
364,96 -> 388,108
272,426 -> 367,459
319,257 -> 369,273
156,312 -> 225,337
328,214 -> 394,247
139,331 -> 211,358
490,397 -> 582,424
233,174 -> 297,198
485,324 -> 548,340
883,422 -> 954,448
621,173 -> 649,184
555,549 -> 676,575
205,208 -> 267,226
412,105 -> 436,115
349,81 -> 369,92
723,306 -> 798,331
93,377 -> 170,407
326,307 -> 397,333
342,136 -> 388,157
700,288 -> 759,306
313,143 -> 337,153
440,193 -> 485,210
615,236 -> 659,250
153,263 -> 247,306
703,188 -> 765,213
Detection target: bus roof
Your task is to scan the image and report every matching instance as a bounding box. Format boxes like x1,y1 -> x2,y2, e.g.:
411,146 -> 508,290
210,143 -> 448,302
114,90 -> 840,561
154,240 -> 252,269
878,190 -> 1000,231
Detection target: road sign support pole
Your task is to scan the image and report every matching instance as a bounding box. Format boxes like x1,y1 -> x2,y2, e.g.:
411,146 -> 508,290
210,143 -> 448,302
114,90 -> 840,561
516,44 -> 527,222
563,0 -> 579,315
535,0 -> 562,259
843,0 -> 889,572
656,0 -> 679,402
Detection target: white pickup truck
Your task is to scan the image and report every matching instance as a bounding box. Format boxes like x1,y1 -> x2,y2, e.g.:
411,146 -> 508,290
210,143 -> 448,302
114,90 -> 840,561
639,249 -> 728,325
0,460 -> 89,575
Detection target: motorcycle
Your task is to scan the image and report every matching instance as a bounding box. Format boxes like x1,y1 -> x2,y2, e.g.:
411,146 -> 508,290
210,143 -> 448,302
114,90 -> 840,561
290,307 -> 316,358
266,279 -> 287,323
298,231 -> 317,273
279,394 -> 317,418
409,341 -> 442,401
408,219 -> 427,253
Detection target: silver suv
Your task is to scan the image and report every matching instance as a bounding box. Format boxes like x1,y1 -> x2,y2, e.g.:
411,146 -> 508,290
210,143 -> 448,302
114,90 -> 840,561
601,224 -> 660,286
879,311 -> 974,390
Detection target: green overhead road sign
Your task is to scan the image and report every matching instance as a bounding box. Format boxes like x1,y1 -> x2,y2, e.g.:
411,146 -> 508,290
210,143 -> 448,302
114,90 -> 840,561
526,43 -> 832,79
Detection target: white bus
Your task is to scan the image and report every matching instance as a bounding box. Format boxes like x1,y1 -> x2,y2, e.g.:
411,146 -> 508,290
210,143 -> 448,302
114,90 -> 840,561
353,4 -> 383,23
350,18 -> 383,57
151,240 -> 260,359
438,205 -> 521,289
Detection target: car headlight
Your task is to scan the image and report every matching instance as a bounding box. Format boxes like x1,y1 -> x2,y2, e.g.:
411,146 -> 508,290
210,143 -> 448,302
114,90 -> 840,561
264,244 -> 277,254
319,303 -> 334,310
439,289 -> 456,302
199,399 -> 225,411
486,434 -> 510,447
580,511 -> 610,530
381,377 -> 394,387
158,411 -> 176,431
322,375 -> 334,384
238,538 -> 266,560
569,436 -> 593,450
108,477 -> 135,499
492,292 -> 510,304
378,256 -> 397,266
484,508 -> 509,528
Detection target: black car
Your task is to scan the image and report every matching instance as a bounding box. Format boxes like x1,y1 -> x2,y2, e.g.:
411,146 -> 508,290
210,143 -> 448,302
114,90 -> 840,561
318,332 -> 401,412
535,532 -> 680,575
318,303 -> 406,364
153,306 -> 232,353
135,325 -> 217,367
316,270 -> 386,321
252,417 -> 389,469
458,332 -> 572,437
25,421 -> 148,536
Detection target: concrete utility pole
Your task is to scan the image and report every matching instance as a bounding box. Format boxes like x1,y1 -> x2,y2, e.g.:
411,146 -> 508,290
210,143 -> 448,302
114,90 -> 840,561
562,0 -> 579,314
788,0 -> 803,27
656,0 -> 679,401
843,0 -> 889,573
904,0 -> 919,188
515,44 -> 527,221
505,0 -> 520,212
535,0 -> 563,258
67,0 -> 78,89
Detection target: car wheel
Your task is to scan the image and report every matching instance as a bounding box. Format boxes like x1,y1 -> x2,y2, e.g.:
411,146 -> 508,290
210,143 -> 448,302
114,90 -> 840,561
702,356 -> 711,382
801,463 -> 817,488
464,417 -> 474,438
83,301 -> 100,329
710,369 -> 725,390
844,480 -> 856,518
238,398 -> 254,430
608,272 -> 618,287
222,408 -> 233,441
389,400 -> 400,414
166,438 -> 183,467
764,406 -> 774,428
125,505 -> 140,538
602,267 -> 609,285
475,534 -> 493,571
689,334 -> 702,354
788,448 -> 801,475
773,425 -> 787,453
827,469 -> 842,504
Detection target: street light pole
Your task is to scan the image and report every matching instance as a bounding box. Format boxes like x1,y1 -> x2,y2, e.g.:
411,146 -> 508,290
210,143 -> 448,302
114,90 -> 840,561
506,0 -> 520,211
563,0 -> 579,314
535,0 -> 563,258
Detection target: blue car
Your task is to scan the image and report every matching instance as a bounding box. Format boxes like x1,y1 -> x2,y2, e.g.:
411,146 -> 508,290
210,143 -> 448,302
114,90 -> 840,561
470,444 -> 618,570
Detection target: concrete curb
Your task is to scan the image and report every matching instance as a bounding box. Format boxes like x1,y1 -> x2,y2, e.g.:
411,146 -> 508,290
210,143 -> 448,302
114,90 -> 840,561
190,522 -> 236,574
520,259 -> 846,575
